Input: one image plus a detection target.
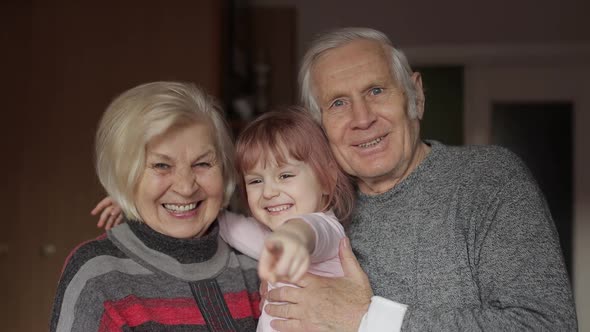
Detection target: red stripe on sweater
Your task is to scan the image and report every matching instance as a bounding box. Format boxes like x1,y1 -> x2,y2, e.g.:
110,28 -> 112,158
59,232 -> 108,277
226,290 -> 259,318
99,297 -> 204,331
248,290 -> 262,318
99,291 -> 257,329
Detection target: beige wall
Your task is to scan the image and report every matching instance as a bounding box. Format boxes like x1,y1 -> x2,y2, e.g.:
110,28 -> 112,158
253,0 -> 590,56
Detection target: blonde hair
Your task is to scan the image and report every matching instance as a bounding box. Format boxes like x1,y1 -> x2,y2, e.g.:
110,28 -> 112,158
299,27 -> 419,122
95,81 -> 236,221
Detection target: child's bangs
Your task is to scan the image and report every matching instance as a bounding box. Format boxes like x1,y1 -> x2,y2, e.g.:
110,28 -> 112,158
237,133 -> 303,173
268,134 -> 305,166
236,140 -> 264,174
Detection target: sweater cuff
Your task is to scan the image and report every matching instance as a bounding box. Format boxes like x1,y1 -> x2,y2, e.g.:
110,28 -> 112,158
357,296 -> 407,332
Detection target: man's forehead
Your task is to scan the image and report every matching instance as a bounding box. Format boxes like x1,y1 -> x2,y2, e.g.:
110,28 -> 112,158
311,40 -> 392,96
314,39 -> 387,68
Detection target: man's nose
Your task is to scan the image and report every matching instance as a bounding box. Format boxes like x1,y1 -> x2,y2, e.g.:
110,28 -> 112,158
351,99 -> 377,130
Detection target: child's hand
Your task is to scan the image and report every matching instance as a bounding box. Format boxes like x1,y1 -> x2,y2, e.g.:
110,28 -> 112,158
90,196 -> 124,230
258,230 -> 311,284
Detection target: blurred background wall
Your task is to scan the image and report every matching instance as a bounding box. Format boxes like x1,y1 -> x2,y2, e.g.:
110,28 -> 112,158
1,0 -> 588,330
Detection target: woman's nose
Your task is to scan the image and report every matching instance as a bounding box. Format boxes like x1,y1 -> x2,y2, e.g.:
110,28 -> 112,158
173,167 -> 198,196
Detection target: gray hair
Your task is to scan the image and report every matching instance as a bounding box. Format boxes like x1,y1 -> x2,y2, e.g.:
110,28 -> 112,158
299,27 -> 419,122
95,81 -> 237,221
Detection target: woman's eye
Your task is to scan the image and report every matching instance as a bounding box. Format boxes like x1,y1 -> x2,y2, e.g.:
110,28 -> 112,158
152,163 -> 170,170
193,162 -> 212,168
370,87 -> 383,95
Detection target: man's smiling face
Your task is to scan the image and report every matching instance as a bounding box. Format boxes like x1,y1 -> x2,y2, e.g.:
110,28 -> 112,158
311,39 -> 424,194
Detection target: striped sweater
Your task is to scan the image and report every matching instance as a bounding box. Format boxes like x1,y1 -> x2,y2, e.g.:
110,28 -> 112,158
50,221 -> 260,331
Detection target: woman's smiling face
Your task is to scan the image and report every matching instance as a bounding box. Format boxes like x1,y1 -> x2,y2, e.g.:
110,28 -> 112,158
134,122 -> 225,239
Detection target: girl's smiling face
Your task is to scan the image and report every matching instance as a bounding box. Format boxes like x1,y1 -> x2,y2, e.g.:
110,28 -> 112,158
244,149 -> 326,231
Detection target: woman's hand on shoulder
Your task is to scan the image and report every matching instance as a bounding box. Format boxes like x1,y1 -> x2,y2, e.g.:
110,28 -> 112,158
90,196 -> 124,230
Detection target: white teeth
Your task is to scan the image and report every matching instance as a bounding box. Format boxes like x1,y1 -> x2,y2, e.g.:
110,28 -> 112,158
358,137 -> 383,148
266,205 -> 291,213
164,203 -> 197,212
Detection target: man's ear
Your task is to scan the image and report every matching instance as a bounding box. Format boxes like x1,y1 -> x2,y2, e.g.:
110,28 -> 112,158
411,72 -> 425,120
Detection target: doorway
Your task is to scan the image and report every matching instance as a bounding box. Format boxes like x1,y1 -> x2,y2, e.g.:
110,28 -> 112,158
491,102 -> 573,279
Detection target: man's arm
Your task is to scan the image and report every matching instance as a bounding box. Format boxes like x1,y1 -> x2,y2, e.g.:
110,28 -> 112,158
266,237 -> 407,332
396,167 -> 576,330
266,237 -> 374,332
266,164 -> 577,331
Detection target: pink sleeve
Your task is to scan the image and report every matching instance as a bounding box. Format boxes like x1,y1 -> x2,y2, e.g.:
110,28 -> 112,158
218,210 -> 271,260
298,211 -> 345,263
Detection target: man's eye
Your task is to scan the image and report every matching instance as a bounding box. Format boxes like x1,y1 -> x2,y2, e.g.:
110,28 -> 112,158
370,87 -> 383,95
331,99 -> 345,108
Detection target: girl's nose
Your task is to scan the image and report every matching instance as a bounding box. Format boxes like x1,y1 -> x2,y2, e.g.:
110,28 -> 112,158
262,181 -> 279,199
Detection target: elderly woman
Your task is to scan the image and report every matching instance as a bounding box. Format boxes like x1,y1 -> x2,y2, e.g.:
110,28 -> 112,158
50,82 -> 260,331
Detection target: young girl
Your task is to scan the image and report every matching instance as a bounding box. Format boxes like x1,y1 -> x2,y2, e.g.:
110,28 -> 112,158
92,107 -> 355,331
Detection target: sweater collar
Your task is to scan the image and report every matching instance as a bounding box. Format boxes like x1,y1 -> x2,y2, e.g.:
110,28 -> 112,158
356,140 -> 444,203
126,220 -> 219,264
108,220 -> 230,281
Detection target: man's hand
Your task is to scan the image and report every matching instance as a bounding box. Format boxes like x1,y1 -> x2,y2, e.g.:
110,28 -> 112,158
265,237 -> 373,331
259,279 -> 269,312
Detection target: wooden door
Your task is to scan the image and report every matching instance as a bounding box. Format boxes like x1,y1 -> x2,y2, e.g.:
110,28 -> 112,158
2,1 -> 223,330
0,2 -> 29,331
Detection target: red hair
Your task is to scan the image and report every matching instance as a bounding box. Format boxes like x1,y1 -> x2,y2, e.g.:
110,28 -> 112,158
235,107 -> 355,224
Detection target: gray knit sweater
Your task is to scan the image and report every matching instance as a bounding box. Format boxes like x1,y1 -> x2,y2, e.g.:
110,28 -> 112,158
350,141 -> 577,331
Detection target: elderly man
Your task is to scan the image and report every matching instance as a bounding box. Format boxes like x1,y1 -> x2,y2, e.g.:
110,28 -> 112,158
265,27 -> 577,331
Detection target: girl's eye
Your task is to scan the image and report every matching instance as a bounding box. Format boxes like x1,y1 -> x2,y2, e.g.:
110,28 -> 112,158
279,173 -> 294,180
370,87 -> 383,95
247,179 -> 262,185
